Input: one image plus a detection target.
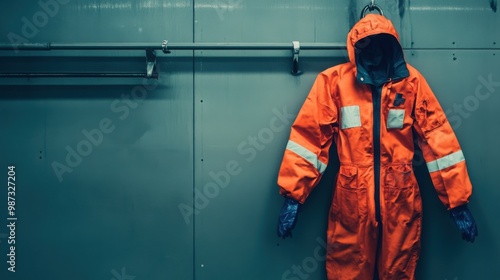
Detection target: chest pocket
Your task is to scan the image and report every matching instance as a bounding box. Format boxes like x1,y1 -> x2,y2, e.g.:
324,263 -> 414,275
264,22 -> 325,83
386,87 -> 414,130
387,109 -> 405,129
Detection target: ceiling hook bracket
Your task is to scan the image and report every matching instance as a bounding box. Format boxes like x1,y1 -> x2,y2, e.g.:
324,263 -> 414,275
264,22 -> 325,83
361,2 -> 384,19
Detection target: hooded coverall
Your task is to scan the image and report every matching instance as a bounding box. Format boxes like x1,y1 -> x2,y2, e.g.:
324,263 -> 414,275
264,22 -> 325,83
277,14 -> 472,280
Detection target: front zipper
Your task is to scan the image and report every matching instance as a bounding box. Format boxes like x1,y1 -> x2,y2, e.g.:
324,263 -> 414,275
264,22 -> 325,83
372,84 -> 383,280
372,84 -> 382,225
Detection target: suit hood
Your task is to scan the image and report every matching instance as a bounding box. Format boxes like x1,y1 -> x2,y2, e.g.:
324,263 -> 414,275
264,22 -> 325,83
347,14 -> 409,85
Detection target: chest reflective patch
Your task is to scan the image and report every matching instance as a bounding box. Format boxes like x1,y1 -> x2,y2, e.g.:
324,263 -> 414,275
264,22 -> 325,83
387,109 -> 405,129
341,105 -> 361,129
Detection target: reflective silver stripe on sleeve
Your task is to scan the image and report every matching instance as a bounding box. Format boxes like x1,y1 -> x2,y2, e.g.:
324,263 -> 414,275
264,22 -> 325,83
426,150 -> 465,173
286,140 -> 327,173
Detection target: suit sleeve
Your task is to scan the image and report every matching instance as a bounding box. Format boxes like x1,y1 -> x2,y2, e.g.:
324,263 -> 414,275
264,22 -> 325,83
277,73 -> 338,204
413,73 -> 472,209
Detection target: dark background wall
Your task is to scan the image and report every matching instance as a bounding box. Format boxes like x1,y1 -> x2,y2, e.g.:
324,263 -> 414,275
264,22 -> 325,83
0,0 -> 498,279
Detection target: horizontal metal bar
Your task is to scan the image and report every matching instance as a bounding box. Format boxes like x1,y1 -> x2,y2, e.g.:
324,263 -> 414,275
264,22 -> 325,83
0,73 -> 157,78
1,42 -> 497,52
0,42 -> 347,51
404,47 -> 499,51
168,42 -> 347,50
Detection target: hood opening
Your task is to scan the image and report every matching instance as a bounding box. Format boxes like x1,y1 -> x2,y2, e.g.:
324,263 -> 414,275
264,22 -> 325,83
355,33 -> 408,86
346,14 -> 409,86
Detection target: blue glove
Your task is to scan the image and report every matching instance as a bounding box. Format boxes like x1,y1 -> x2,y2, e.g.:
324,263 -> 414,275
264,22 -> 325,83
277,197 -> 300,238
449,204 -> 478,243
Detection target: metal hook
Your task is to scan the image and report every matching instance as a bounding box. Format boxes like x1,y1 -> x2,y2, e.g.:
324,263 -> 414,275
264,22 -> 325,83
291,41 -> 302,76
162,40 -> 171,54
360,3 -> 384,19
146,48 -> 158,79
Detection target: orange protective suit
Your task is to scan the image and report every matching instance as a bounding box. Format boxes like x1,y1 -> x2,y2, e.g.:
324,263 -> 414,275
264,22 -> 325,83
277,14 -> 472,279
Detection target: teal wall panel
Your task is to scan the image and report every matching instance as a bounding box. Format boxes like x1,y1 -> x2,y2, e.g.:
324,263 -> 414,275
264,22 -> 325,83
409,0 -> 500,48
193,56 -> 343,280
407,50 -> 500,279
0,68 -> 195,280
0,0 -> 499,280
0,0 -> 194,279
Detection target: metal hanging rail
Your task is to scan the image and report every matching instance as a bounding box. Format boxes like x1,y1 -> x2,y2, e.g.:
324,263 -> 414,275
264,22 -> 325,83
0,41 -> 347,78
0,42 -> 346,51
2,40 -> 497,79
0,73 -> 157,78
